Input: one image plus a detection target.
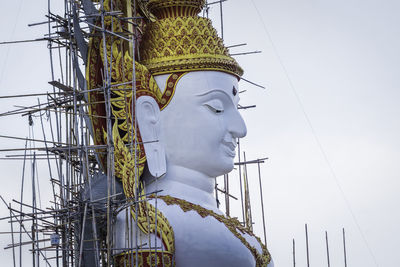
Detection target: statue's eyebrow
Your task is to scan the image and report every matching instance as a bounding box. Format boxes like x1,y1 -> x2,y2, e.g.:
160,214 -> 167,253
196,89 -> 235,104
196,89 -> 228,97
196,89 -> 239,106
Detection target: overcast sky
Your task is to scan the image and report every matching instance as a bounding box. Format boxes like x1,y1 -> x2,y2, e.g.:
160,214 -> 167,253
0,0 -> 399,266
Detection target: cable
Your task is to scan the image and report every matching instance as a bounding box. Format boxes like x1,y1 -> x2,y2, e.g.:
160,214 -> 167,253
249,0 -> 379,266
0,0 -> 25,87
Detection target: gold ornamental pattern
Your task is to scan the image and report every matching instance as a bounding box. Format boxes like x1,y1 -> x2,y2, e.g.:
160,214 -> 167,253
147,0 -> 206,18
86,0 -> 176,260
152,195 -> 272,267
115,250 -> 173,267
140,16 -> 243,77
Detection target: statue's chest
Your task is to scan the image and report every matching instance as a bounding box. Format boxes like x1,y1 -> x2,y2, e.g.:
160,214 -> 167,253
156,201 -> 257,267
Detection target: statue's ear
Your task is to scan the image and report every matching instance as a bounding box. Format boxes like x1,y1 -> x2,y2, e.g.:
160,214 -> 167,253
136,96 -> 166,178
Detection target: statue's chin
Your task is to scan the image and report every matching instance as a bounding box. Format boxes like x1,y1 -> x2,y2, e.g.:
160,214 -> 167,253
203,158 -> 234,178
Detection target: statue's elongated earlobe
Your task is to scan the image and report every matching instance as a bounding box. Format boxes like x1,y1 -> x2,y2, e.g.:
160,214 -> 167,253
136,96 -> 166,178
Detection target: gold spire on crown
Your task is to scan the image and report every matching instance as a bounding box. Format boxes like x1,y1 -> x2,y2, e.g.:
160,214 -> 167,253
139,0 -> 243,77
148,0 -> 206,18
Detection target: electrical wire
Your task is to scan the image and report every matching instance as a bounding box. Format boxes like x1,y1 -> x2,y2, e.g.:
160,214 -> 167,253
0,0 -> 25,87
249,0 -> 379,266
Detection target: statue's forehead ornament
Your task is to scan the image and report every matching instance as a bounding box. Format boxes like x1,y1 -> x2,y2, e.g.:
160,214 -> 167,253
232,86 -> 238,96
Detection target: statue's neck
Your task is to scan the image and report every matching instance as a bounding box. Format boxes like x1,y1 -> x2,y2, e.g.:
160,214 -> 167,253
143,165 -> 219,213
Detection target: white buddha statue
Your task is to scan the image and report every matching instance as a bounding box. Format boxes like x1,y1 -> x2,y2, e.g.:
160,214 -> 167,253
114,70 -> 273,267
86,0 -> 272,266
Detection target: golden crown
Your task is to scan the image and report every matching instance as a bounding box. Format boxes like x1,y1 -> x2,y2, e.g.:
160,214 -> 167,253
139,0 -> 243,77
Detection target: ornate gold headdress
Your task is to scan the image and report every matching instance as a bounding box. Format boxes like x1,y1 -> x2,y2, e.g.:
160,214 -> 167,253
140,0 -> 243,77
85,0 -> 245,263
87,0 -> 242,185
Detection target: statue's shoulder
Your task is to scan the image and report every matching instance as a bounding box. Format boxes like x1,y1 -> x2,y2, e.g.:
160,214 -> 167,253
153,195 -> 272,267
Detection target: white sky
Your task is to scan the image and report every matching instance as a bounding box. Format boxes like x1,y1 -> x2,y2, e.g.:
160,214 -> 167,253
0,0 -> 399,266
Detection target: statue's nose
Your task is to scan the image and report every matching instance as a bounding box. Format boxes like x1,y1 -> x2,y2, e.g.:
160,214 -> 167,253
228,109 -> 247,138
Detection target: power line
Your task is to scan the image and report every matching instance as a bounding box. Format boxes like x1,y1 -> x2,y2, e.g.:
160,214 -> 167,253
249,0 -> 379,266
0,0 -> 25,87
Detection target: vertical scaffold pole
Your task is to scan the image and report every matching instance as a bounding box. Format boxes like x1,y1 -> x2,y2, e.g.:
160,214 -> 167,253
325,231 -> 331,267
31,153 -> 36,267
343,228 -> 348,267
305,224 -> 310,267
219,0 -> 224,40
19,139 -> 27,267
292,238 -> 296,267
9,203 -> 16,267
224,174 -> 230,216
257,160 -> 267,246
237,139 -> 245,225
243,152 -> 253,231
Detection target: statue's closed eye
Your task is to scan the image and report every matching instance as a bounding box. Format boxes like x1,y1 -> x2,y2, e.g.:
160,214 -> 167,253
205,104 -> 224,114
204,99 -> 224,114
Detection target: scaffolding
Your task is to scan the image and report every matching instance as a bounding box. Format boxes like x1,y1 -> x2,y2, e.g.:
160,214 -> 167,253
0,1 -> 271,266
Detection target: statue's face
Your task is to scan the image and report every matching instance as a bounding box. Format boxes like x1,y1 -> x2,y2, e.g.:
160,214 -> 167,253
155,71 -> 247,177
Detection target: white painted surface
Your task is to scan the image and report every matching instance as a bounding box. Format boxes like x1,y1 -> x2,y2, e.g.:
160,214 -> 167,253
115,71 -> 271,266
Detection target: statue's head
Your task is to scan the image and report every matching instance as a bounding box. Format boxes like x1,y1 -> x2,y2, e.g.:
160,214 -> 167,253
87,0 -> 245,198
139,70 -> 246,179
135,0 -> 246,179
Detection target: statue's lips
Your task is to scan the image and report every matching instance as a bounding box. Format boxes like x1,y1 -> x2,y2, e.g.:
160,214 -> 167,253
222,140 -> 236,157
